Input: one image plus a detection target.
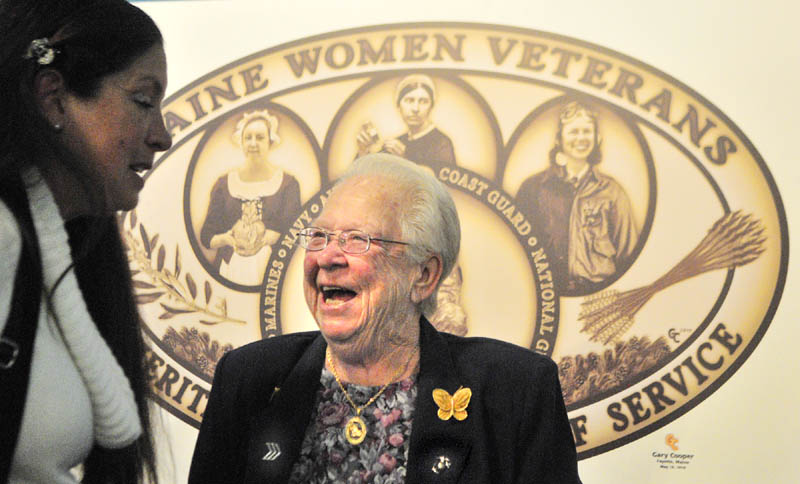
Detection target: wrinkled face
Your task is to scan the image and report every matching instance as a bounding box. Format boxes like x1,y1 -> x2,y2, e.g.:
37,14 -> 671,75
61,43 -> 171,212
303,177 -> 416,349
560,117 -> 596,161
398,86 -> 433,130
241,119 -> 270,163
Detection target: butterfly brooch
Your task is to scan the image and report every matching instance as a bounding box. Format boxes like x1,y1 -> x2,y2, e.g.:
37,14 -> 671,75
432,386 -> 472,421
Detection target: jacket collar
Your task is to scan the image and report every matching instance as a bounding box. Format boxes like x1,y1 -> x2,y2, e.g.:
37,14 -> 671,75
407,317 -> 473,483
243,317 -> 474,483
243,335 -> 326,483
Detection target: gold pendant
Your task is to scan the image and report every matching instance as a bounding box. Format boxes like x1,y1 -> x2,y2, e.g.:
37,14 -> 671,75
345,415 -> 367,445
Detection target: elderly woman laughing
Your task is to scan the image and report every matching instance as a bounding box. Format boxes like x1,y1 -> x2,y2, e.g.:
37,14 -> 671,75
188,154 -> 581,484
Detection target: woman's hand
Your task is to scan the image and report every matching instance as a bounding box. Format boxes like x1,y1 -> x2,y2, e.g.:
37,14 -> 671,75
356,122 -> 383,156
382,138 -> 406,156
209,231 -> 237,249
261,229 -> 281,247
232,227 -> 280,256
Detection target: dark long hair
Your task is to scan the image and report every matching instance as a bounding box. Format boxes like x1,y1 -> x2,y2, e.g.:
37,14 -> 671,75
0,1 -> 164,482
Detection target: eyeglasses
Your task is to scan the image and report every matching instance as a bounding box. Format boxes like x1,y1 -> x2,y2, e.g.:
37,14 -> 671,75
298,227 -> 410,254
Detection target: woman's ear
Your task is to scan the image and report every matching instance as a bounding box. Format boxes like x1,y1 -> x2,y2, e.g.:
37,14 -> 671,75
410,254 -> 443,304
33,68 -> 66,130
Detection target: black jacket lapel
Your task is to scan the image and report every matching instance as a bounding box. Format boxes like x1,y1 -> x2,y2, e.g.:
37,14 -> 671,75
407,317 -> 473,483
244,335 -> 327,483
241,318 -> 476,483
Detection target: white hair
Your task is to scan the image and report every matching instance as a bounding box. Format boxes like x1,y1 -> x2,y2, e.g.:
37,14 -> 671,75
335,153 -> 460,313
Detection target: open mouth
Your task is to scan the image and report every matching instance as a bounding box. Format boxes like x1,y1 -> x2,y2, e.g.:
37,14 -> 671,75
130,163 -> 152,175
321,285 -> 357,306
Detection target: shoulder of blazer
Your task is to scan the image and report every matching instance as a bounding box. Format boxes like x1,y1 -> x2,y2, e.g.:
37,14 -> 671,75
436,332 -> 558,385
220,330 -> 320,378
211,331 -> 320,411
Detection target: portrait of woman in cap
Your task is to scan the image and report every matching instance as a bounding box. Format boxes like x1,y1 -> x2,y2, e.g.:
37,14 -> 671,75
355,73 -> 456,171
354,74 -> 467,335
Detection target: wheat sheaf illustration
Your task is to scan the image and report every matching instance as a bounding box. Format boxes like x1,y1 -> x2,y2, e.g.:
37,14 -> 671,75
579,211 -> 765,345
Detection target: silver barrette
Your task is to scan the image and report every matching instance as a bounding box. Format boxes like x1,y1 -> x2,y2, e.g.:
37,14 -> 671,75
24,38 -> 59,65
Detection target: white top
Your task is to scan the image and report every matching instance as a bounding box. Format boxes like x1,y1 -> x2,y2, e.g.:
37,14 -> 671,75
0,175 -> 141,483
228,168 -> 284,199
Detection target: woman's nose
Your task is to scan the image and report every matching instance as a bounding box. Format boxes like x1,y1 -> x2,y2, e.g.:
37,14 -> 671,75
314,238 -> 347,268
149,113 -> 173,152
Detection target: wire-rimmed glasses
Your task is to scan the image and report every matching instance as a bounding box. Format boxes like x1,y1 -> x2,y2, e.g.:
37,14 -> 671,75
298,227 -> 410,254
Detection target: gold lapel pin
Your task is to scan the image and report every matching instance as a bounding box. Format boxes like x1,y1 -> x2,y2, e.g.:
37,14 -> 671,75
432,386 -> 472,421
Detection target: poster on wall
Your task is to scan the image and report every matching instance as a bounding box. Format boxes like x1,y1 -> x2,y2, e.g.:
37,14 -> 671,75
131,2 -> 799,482
130,20 -> 786,454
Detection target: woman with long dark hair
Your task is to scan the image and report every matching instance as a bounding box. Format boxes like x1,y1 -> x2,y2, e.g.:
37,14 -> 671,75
0,0 -> 172,482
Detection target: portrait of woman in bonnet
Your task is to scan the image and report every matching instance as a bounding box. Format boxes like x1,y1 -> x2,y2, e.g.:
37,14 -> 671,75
0,0 -> 172,482
200,109 -> 302,286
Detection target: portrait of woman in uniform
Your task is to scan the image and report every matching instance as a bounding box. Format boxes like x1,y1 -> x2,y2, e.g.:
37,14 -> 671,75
514,100 -> 645,294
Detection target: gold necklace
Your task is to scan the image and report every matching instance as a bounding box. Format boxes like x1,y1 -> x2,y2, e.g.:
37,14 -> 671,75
326,347 -> 418,445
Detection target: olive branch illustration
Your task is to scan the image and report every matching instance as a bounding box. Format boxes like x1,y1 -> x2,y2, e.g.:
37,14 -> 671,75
579,211 -> 765,345
122,210 -> 246,325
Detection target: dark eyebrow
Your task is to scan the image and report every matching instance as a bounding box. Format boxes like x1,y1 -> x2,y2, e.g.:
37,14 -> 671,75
135,75 -> 165,97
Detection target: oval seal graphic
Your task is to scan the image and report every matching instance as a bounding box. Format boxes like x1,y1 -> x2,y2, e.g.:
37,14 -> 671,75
124,23 -> 788,458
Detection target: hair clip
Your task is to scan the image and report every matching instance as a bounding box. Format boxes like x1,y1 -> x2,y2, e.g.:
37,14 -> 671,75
24,38 -> 59,65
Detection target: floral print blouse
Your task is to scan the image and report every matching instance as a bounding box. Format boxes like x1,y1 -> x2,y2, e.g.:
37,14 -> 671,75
288,368 -> 418,483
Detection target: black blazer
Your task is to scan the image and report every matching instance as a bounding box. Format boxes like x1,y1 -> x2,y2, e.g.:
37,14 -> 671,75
188,318 -> 581,483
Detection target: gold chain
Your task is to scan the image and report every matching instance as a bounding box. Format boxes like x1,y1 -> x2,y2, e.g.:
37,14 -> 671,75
326,346 -> 418,417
